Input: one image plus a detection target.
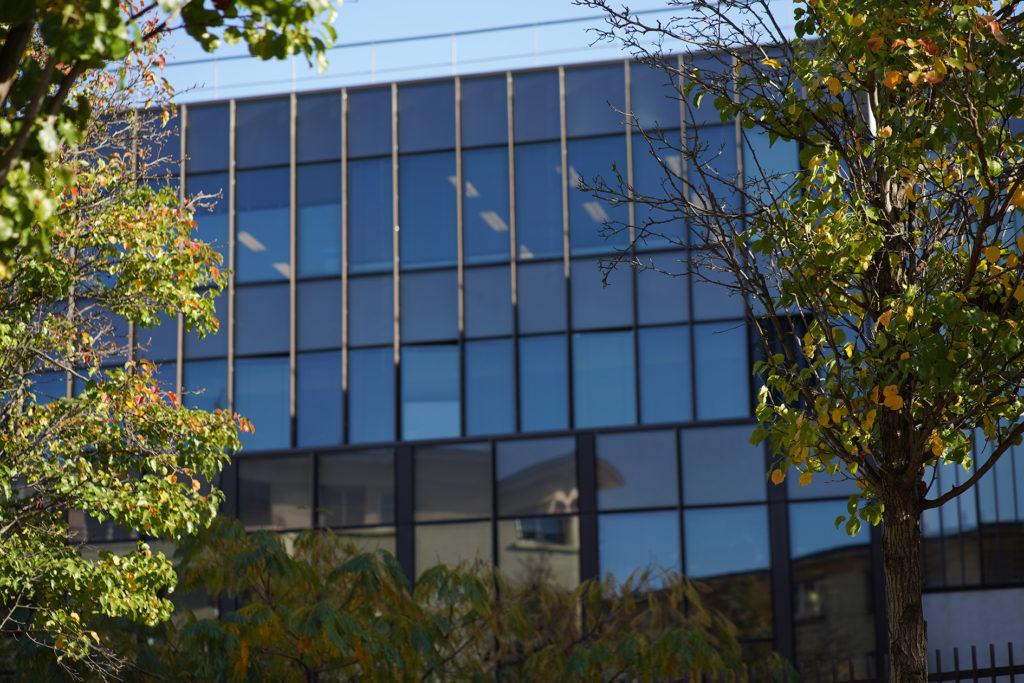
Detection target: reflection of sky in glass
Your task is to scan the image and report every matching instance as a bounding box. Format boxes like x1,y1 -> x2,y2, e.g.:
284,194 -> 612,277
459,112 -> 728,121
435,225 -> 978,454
183,359 -> 227,412
463,146 -> 511,263
519,335 -> 568,432
347,156 -> 393,273
398,151 -> 457,268
597,430 -> 677,510
297,162 -> 341,277
572,331 -> 636,428
297,351 -> 342,447
693,323 -> 749,421
465,339 -> 514,436
401,345 -> 459,441
236,167 -> 290,282
348,347 -> 394,444
600,511 -> 680,583
684,505 -> 770,578
235,357 -> 290,451
465,266 -> 512,338
789,500 -> 868,559
568,135 -> 628,255
515,141 -> 563,260
682,425 -> 765,505
517,261 -> 565,334
639,326 -> 692,424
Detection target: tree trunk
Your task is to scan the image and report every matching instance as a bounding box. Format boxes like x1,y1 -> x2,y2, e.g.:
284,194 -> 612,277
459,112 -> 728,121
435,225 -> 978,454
881,487 -> 928,682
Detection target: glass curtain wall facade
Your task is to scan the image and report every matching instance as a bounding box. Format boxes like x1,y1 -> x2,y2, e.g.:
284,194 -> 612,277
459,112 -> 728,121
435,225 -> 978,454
84,58 -> 1024,672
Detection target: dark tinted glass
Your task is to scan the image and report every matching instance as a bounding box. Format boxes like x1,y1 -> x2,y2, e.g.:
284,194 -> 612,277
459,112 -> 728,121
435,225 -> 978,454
297,350 -> 342,447
693,323 -> 749,420
30,371 -> 66,405
235,284 -> 289,355
599,511 -> 680,582
462,75 -> 507,147
297,162 -> 341,277
348,156 -> 393,273
465,338 -> 514,436
348,275 -> 393,346
519,335 -> 568,432
786,461 -> 859,500
463,146 -> 511,263
681,426 -> 765,505
596,430 -> 678,510
517,260 -> 566,333
570,257 -> 633,329
298,279 -> 341,351
401,344 -> 459,441
399,151 -> 457,268
632,132 -> 687,249
348,347 -> 394,443
416,521 -> 491,572
572,331 -> 636,428
137,312 -> 177,361
236,167 -> 290,283
630,61 -> 681,131
415,442 -> 490,521
298,92 -> 341,162
688,123 -> 739,212
235,356 -> 290,451
398,81 -> 455,152
568,135 -> 628,254
187,173 -> 229,263
465,265 -> 512,338
318,449 -> 395,526
638,326 -> 692,423
496,437 -> 576,517
183,358 -> 227,412
565,64 -> 626,137
513,70 -> 560,142
497,516 -> 579,589
237,98 -> 290,168
186,104 -> 229,172
238,456 -> 311,529
515,141 -> 563,260
184,291 -> 227,359
348,87 -> 392,158
400,270 -> 457,343
636,252 -> 688,323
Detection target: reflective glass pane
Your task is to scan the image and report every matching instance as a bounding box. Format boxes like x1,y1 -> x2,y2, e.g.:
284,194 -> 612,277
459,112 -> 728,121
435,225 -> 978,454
401,344 -> 459,441
238,456 -> 311,529
236,284 -> 289,356
498,516 -> 579,589
465,339 -> 514,436
416,521 -> 491,573
297,351 -> 342,447
596,430 -> 678,510
519,335 -> 568,432
348,156 -> 394,273
348,347 -> 394,443
348,275 -> 393,346
463,146 -> 511,263
568,136 -> 628,254
398,81 -> 455,153
693,323 -> 749,420
462,75 -> 507,148
465,266 -> 512,338
184,291 -> 227,359
399,151 -> 457,268
235,357 -> 290,451
630,61 -> 681,131
415,442 -> 490,521
636,252 -> 688,324
318,449 -> 394,526
186,104 -> 228,173
688,123 -> 739,213
297,162 -> 341,277
348,87 -> 392,159
515,142 -> 563,260
236,167 -> 290,282
632,132 -> 687,249
298,92 -> 341,162
237,98 -> 290,168
137,312 -> 177,361
400,270 -> 457,342
496,437 -> 576,517
681,426 -> 765,505
517,260 -> 566,334
187,173 -> 229,263
570,257 -> 633,330
565,64 -> 626,137
684,505 -> 772,637
743,130 -> 799,209
786,462 -> 859,500
140,109 -> 180,181
183,359 -> 227,412
572,331 -> 636,428
337,528 -> 396,555
691,254 -> 745,320
599,511 -> 680,583
687,55 -> 732,126
298,279 -> 341,351
638,326 -> 692,424
513,70 -> 560,143
30,371 -> 66,405
151,361 -> 176,393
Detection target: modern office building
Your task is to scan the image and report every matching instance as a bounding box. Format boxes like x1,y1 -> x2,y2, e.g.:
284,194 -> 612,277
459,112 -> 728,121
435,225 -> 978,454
88,57 -> 1023,672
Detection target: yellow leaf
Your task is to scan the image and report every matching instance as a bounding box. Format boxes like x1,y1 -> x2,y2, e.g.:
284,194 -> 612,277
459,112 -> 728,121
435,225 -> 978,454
900,351 -> 910,360
904,185 -> 917,202
1017,235 -> 1024,252
762,58 -> 781,69
798,471 -> 814,486
824,76 -> 841,96
877,125 -> 893,139
1012,187 -> 1024,209
90,631 -> 100,645
908,70 -> 925,85
883,71 -> 903,89
985,245 -> 1001,262
877,310 -> 893,328
771,469 -> 786,485
870,386 -> 880,403
1006,253 -> 1018,268
1014,285 -> 1024,303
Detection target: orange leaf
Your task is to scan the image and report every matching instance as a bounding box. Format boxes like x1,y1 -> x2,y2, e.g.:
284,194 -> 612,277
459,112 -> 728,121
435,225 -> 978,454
883,71 -> 903,89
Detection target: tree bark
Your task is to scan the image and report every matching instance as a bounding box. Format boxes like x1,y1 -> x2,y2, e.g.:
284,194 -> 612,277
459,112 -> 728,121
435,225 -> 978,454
881,487 -> 928,682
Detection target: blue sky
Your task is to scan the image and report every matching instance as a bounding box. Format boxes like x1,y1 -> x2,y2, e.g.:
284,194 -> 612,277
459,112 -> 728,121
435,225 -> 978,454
162,0 -> 676,101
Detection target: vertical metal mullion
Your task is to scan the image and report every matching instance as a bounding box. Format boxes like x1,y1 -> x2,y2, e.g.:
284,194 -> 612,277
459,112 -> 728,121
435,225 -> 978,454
559,66 -> 574,429
675,428 -> 686,605
396,443 -> 414,583
341,89 -> 350,444
490,439 -> 498,568
227,100 -> 237,417
681,54 -> 698,422
289,93 -> 298,450
455,77 -> 466,437
767,440 -> 794,662
391,83 -> 401,441
577,433 -> 598,583
507,71 -> 521,433
624,59 -> 641,426
174,106 -> 187,395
